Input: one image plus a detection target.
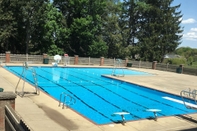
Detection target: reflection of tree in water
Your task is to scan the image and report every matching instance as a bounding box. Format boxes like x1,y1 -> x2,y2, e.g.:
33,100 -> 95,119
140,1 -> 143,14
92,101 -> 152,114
52,68 -> 60,83
63,68 -> 69,80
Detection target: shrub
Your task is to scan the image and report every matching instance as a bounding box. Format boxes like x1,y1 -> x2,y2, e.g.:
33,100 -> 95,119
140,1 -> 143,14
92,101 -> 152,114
166,58 -> 186,65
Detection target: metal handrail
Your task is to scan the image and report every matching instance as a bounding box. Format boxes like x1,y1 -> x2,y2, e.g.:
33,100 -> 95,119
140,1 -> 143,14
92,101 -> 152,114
111,59 -> 124,77
180,88 -> 197,109
59,92 -> 76,109
15,62 -> 40,97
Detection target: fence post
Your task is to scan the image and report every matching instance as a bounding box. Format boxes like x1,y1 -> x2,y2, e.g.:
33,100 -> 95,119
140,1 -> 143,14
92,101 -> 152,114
43,53 -> 47,59
152,61 -> 157,69
180,64 -> 184,74
5,51 -> 10,63
100,57 -> 104,66
139,60 -> 141,68
74,55 -> 78,65
166,63 -> 169,70
125,58 -> 128,67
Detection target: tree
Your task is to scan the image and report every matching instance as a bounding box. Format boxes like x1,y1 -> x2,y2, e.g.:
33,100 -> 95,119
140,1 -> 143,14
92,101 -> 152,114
33,3 -> 69,56
119,0 -> 144,60
135,0 -> 183,62
53,0 -> 108,57
0,0 -> 17,52
0,0 -> 50,54
19,0 -> 49,55
100,0 -> 123,58
175,47 -> 197,63
121,0 -> 139,46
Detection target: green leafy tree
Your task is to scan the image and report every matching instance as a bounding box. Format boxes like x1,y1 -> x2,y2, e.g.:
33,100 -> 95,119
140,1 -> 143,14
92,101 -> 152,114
167,58 -> 186,65
18,0 -> 49,54
0,0 -> 50,54
176,47 -> 192,59
35,3 -> 69,56
0,0 -> 17,52
53,0 -> 108,57
175,47 -> 197,64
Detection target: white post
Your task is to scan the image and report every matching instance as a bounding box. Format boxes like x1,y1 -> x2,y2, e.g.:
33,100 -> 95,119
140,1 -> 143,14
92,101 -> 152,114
139,60 -> 141,68
114,58 -> 115,67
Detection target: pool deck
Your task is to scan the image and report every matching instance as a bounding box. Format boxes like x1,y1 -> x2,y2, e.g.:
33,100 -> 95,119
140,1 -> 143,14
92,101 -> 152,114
1,64 -> 197,131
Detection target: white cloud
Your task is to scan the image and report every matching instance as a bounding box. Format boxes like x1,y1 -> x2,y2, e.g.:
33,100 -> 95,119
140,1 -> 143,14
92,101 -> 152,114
182,18 -> 196,24
183,31 -> 197,40
191,28 -> 197,32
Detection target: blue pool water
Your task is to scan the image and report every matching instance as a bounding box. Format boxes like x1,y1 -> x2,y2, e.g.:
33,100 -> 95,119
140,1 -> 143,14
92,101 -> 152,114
5,66 -> 197,124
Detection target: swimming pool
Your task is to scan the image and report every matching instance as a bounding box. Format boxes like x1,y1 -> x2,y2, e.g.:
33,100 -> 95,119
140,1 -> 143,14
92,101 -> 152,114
5,66 -> 197,124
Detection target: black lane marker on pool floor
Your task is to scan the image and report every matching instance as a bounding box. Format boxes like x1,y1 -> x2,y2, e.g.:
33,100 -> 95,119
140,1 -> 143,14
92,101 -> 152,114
9,66 -> 187,117
43,68 -> 158,118
39,68 -> 141,119
69,69 -> 189,113
52,68 -> 166,116
9,66 -> 189,120
8,68 -> 120,124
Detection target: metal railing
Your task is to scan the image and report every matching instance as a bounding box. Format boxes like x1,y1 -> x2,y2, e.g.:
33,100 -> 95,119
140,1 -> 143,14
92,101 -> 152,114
180,88 -> 197,109
15,62 -> 40,97
59,92 -> 76,109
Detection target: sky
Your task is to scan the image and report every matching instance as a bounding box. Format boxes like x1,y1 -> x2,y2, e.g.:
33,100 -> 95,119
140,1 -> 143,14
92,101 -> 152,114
172,0 -> 197,49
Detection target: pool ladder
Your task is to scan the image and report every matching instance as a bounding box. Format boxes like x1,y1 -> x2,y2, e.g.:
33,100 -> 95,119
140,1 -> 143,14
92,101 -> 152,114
59,92 -> 76,109
111,59 -> 124,77
15,62 -> 40,97
180,88 -> 197,109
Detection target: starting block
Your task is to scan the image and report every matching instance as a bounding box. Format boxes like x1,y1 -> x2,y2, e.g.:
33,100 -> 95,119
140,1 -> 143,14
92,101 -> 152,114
146,109 -> 161,121
112,112 -> 130,125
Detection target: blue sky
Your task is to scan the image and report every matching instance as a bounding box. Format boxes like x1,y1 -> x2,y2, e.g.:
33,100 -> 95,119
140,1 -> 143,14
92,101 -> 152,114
172,0 -> 197,49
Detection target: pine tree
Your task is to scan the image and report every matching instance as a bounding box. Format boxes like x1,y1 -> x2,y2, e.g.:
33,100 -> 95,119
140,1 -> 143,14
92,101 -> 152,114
101,0 -> 124,58
136,0 -> 183,62
119,0 -> 144,59
121,0 -> 138,46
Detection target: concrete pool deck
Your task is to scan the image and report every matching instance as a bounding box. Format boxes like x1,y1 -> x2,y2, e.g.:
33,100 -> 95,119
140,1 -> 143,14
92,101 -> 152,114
1,64 -> 197,131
